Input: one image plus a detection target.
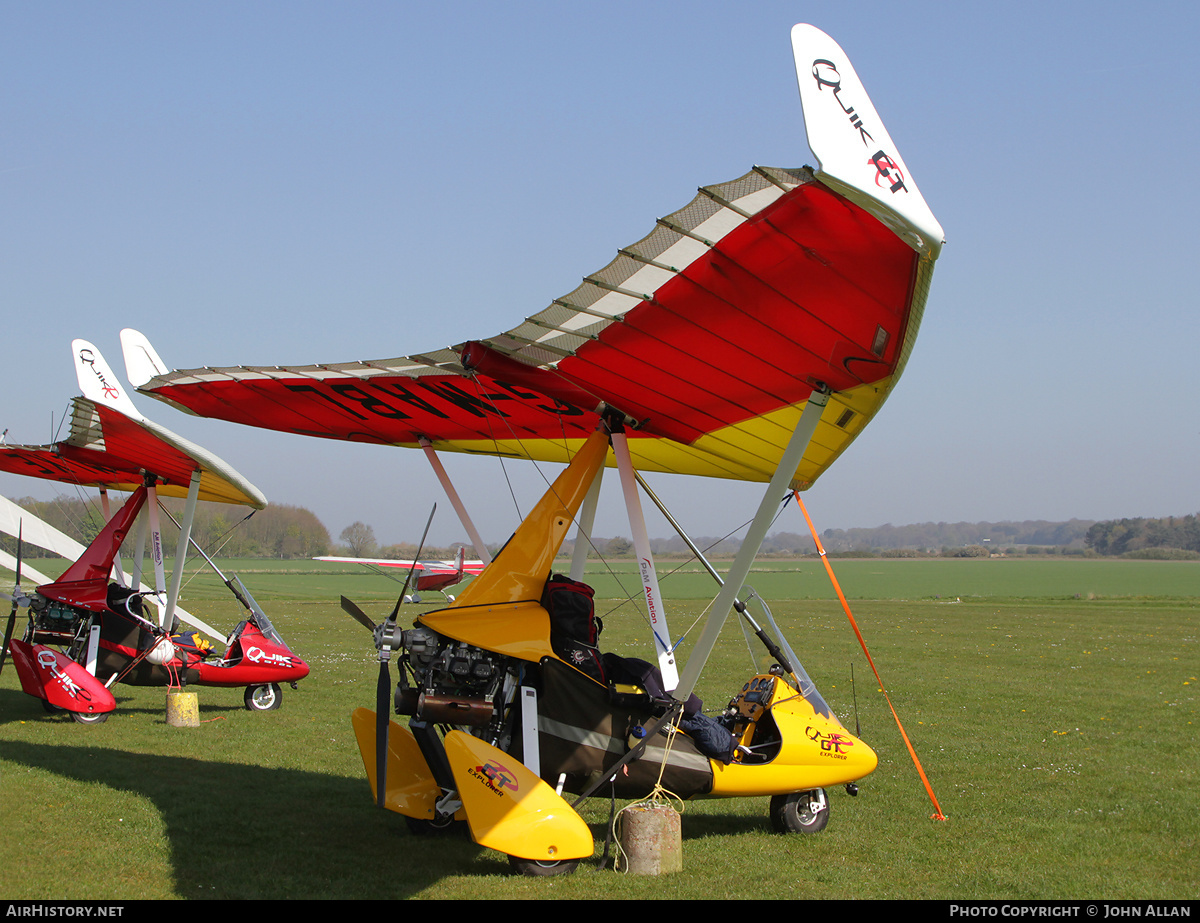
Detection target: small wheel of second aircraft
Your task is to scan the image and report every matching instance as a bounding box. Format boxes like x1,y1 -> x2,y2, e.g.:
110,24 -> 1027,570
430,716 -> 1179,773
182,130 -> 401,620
507,855 -> 580,877
244,683 -> 282,711
769,789 -> 830,834
70,709 -> 109,725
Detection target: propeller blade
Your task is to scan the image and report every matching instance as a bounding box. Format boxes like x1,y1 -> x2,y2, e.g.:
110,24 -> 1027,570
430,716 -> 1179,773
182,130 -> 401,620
392,504 -> 436,616
0,603 -> 16,677
373,614 -> 403,809
375,652 -> 391,809
372,504 -> 435,809
340,596 -> 377,632
1,526 -> 23,678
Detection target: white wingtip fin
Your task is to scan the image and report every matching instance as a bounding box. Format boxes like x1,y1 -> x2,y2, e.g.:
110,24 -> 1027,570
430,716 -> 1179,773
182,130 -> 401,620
791,23 -> 944,259
120,328 -> 170,388
72,339 -> 145,421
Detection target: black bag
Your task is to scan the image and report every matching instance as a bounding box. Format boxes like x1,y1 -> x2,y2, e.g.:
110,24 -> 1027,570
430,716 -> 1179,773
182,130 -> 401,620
541,574 -> 604,682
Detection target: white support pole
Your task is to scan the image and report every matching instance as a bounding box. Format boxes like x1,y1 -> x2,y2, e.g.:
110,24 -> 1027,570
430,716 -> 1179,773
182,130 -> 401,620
418,438 -> 492,566
130,509 -> 147,591
674,389 -> 830,702
569,465 -> 603,583
611,430 -> 678,691
146,483 -> 168,627
520,686 -> 541,776
165,470 -> 202,631
85,624 -> 100,676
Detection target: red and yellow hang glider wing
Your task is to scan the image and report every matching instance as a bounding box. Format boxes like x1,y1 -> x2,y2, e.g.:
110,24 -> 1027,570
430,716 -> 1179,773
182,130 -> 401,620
0,397 -> 266,508
136,27 -> 942,489
141,169 -> 935,488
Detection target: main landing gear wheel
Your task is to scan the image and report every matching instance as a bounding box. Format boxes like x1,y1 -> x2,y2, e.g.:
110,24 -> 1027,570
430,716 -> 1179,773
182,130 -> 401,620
71,710 -> 109,725
405,814 -> 466,837
41,699 -> 64,714
769,789 -> 830,834
507,856 -> 580,877
244,683 -> 282,711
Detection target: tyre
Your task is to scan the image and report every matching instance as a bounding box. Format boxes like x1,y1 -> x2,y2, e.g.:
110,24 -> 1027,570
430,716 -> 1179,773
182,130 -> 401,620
71,709 -> 109,725
507,856 -> 580,877
41,698 -> 64,714
769,789 -> 829,834
244,683 -> 282,711
404,814 -> 466,837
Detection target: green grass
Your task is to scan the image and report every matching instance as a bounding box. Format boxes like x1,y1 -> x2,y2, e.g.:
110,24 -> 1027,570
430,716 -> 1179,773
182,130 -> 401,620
1,562 -> 1196,899
19,554 -> 1197,601
595,556 -> 1200,601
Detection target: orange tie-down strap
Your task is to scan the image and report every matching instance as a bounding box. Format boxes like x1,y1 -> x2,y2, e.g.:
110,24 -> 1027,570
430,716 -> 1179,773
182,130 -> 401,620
794,490 -> 946,821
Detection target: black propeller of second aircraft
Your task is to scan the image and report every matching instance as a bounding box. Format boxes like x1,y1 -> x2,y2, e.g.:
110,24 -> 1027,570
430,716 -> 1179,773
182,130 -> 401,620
0,526 -> 25,678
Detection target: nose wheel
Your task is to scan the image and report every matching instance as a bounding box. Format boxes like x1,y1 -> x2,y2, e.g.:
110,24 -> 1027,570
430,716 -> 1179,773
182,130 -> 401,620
71,709 -> 110,725
244,683 -> 282,711
507,856 -> 580,877
769,788 -> 829,834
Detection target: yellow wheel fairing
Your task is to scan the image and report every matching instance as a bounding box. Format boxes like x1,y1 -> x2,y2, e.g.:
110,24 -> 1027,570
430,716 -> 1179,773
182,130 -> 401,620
350,707 -> 455,819
444,730 -> 593,861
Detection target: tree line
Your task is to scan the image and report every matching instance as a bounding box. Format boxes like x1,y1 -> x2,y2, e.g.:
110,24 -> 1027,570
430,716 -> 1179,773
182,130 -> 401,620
4,494 -> 330,560
10,494 -> 1196,563
335,521 -> 472,560
557,518 -> 1098,558
1083,514 -> 1200,558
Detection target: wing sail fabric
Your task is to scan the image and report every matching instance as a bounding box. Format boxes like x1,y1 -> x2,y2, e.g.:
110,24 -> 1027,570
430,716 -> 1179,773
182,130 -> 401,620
0,397 -> 266,508
140,164 -> 938,489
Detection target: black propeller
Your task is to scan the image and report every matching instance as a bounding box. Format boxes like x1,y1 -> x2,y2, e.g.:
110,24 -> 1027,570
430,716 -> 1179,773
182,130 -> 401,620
339,580 -> 397,808
1,525 -> 25,678
340,596 -> 377,632
366,504 -> 436,810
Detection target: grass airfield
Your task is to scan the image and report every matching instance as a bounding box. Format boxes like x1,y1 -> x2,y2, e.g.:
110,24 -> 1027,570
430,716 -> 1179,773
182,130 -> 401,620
1,558 -> 1196,900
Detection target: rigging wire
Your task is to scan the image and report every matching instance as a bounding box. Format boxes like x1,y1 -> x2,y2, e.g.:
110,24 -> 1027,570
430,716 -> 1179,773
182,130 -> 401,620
156,500 -> 256,596
601,491 -> 795,649
460,374 -> 649,628
466,374 -> 527,522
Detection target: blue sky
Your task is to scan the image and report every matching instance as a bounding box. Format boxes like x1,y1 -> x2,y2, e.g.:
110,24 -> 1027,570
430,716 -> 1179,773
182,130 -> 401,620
2,1 -> 1197,548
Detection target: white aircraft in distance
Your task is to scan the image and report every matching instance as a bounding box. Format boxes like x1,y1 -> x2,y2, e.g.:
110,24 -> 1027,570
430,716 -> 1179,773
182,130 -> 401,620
120,24 -> 943,874
315,546 -> 485,603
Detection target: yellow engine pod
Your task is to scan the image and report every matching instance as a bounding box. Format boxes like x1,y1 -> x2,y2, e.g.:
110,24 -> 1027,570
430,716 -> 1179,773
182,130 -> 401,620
449,429 -> 610,610
444,730 -> 593,862
708,685 -> 878,797
351,707 -> 458,820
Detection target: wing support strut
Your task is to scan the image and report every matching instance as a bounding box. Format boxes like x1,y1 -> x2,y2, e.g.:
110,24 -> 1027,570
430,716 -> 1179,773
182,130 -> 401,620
569,465 -> 603,583
418,437 -> 492,566
610,423 -> 678,691
674,387 -> 830,702
130,510 -> 147,595
164,469 -> 202,630
633,470 -> 799,682
145,479 -> 169,627
98,489 -> 126,587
